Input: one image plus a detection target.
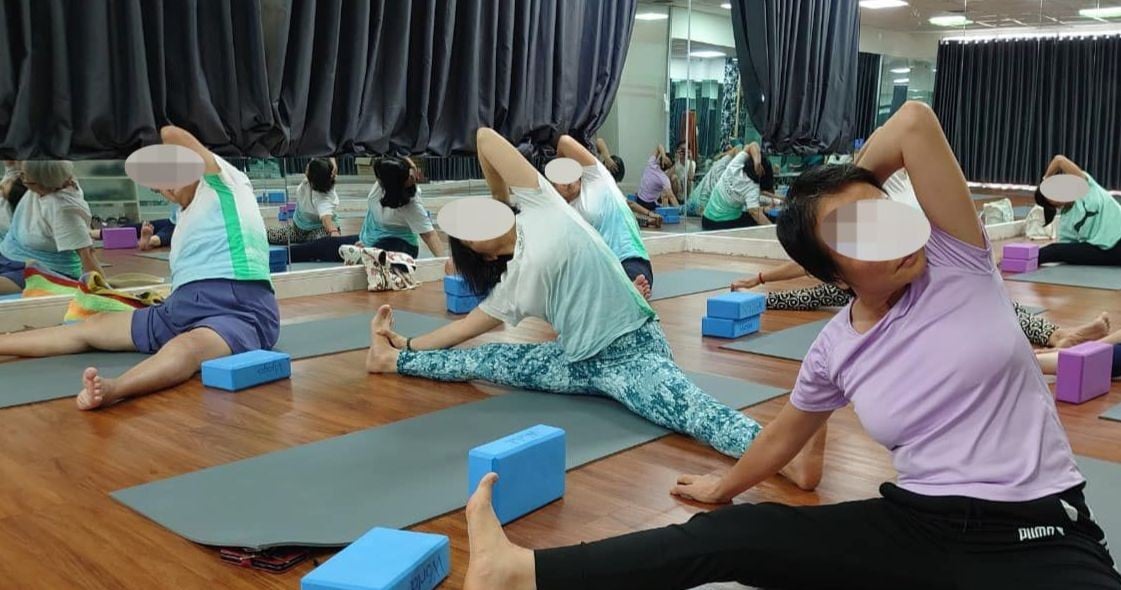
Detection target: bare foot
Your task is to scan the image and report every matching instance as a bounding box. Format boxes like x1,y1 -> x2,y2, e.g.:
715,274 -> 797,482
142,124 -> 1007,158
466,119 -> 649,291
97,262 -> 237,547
365,305 -> 400,374
138,223 -> 155,251
1053,312 -> 1111,348
76,367 -> 118,410
633,274 -> 651,300
779,424 -> 826,491
464,473 -> 537,590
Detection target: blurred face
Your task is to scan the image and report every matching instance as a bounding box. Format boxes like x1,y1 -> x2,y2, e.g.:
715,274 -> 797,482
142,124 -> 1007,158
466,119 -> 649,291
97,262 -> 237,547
158,181 -> 199,206
675,144 -> 687,161
814,183 -> 927,298
552,179 -> 582,202
659,156 -> 673,171
18,171 -> 64,195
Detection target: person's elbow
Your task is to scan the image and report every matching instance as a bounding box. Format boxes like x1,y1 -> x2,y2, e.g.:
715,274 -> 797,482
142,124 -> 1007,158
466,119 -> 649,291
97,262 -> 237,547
897,100 -> 939,132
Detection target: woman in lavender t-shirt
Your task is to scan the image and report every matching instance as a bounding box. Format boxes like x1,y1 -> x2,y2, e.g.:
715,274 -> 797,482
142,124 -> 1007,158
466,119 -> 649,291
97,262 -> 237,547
456,102 -> 1121,590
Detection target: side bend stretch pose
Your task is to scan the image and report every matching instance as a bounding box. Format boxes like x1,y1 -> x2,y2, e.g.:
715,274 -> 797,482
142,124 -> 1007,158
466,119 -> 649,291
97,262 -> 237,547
267,157 -> 342,245
0,161 -> 105,294
671,140 -> 696,200
458,102 -> 1121,590
1034,155 -> 1121,266
550,134 -> 655,299
701,142 -> 772,230
90,205 -> 180,250
0,162 -> 28,241
595,138 -> 664,228
635,145 -> 679,210
365,127 -> 824,486
731,259 -> 1110,348
685,145 -> 738,216
0,126 -> 279,410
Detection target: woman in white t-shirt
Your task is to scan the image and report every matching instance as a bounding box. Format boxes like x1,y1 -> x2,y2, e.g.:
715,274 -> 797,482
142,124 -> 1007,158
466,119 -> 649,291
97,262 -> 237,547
0,161 -> 103,294
362,128 -> 809,475
267,158 -> 342,245
357,156 -> 445,259
0,161 -> 25,240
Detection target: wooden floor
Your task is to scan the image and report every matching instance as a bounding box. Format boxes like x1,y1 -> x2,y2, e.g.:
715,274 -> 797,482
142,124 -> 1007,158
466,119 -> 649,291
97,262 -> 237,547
1,251 -> 1119,589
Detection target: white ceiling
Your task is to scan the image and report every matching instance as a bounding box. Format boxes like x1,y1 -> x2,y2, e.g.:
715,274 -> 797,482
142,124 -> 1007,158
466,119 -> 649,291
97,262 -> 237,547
641,0 -> 1121,32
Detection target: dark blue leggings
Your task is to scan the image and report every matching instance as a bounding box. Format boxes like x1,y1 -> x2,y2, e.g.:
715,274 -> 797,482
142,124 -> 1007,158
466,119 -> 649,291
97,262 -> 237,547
1114,344 -> 1121,378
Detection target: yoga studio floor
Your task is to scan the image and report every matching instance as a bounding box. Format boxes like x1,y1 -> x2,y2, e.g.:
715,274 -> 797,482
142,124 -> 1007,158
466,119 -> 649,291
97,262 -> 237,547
2,252 -> 1119,590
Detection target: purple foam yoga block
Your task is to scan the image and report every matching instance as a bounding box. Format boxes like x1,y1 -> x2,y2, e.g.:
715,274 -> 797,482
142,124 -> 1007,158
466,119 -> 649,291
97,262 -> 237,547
1002,243 -> 1039,261
1001,257 -> 1038,274
101,227 -> 138,249
1056,341 -> 1113,404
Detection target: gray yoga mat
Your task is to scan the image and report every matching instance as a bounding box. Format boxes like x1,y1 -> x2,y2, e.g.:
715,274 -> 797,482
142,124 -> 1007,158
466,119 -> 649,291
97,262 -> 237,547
1007,265 -> 1121,291
720,319 -> 832,362
0,311 -> 450,409
134,251 -> 170,261
1012,206 -> 1033,219
111,371 -> 786,549
651,269 -> 745,301
1077,456 -> 1121,564
1100,402 -> 1121,423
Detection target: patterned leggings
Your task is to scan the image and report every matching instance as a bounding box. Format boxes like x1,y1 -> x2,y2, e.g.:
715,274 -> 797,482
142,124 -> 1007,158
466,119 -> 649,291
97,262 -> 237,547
766,283 -> 1059,347
266,225 -> 331,245
397,321 -> 761,457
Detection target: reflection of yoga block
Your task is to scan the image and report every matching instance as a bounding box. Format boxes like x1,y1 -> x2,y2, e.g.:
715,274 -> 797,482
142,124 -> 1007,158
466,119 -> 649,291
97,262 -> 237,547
301,528 -> 450,590
443,274 -> 476,297
1001,257 -> 1039,274
626,193 -> 637,202
102,227 -> 138,249
446,293 -> 483,315
278,210 -> 292,222
269,246 -> 289,263
201,350 -> 291,392
707,292 -> 766,319
468,425 -> 566,525
656,206 -> 681,224
1003,243 -> 1040,260
265,190 -> 286,204
765,207 -> 782,221
1056,342 -> 1113,404
702,315 -> 761,339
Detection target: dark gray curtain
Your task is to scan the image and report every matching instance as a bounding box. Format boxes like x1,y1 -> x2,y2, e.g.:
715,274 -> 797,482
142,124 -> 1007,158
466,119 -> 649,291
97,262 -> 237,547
854,52 -> 881,143
933,35 -> 1121,188
730,0 -> 860,154
1,0 -> 636,159
0,0 -> 278,159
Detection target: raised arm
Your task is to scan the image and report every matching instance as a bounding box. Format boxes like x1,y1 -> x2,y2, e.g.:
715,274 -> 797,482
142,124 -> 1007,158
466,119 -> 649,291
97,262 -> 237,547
595,138 -> 614,162
419,230 -> 445,257
159,126 -> 219,175
476,128 -> 538,202
1043,155 -> 1084,179
557,135 -> 599,167
745,143 -> 764,175
853,101 -> 983,248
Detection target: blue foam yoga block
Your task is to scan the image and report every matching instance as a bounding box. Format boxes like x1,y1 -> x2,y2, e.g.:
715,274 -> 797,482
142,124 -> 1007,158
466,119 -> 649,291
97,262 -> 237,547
301,527 -> 450,590
701,315 -> 761,339
265,190 -> 287,204
268,245 -> 289,262
443,274 -> 476,297
468,424 -> 566,525
707,292 -> 766,320
201,350 -> 291,392
447,293 -> 483,314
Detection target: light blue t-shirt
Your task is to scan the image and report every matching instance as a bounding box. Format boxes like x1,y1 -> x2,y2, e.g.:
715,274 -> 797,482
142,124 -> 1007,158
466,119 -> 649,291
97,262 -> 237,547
0,183 -> 92,278
359,183 -> 433,247
479,175 -> 655,362
169,156 -> 273,290
570,161 -> 649,263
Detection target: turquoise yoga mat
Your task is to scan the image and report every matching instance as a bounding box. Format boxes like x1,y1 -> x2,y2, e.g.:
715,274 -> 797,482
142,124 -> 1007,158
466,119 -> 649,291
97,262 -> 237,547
0,311 -> 450,409
111,371 -> 787,549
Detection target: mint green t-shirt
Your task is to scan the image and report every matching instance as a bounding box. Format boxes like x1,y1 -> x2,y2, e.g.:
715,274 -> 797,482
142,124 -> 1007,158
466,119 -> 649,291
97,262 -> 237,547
570,161 -> 649,263
703,151 -> 761,222
1058,174 -> 1121,250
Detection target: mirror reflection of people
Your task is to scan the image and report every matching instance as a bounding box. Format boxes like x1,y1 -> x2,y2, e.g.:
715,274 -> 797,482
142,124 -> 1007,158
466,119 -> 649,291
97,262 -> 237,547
701,142 -> 772,230
0,126 -> 279,410
360,156 -> 446,260
0,161 -> 103,294
636,145 -> 679,210
672,140 -> 696,200
90,205 -> 179,251
0,161 -> 28,241
267,157 -> 342,245
1033,155 -> 1121,266
551,135 -> 654,299
685,145 -> 739,216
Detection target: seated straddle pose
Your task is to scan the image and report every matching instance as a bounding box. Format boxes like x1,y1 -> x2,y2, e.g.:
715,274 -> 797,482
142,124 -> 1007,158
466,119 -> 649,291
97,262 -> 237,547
550,135 -> 655,299
359,156 -> 446,259
90,205 -> 180,251
685,145 -> 738,216
458,103 -> 1121,590
732,259 -> 1110,349
1035,327 -> 1121,380
365,128 -> 823,485
635,145 -> 678,210
267,157 -> 343,245
701,142 -> 773,230
1034,155 -> 1121,266
0,126 -> 279,410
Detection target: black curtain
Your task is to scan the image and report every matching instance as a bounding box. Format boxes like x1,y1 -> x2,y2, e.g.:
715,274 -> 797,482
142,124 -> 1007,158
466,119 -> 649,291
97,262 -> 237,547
934,35 -> 1121,188
730,0 -> 860,154
1,0 -> 636,159
0,0 -> 278,159
854,52 -> 881,143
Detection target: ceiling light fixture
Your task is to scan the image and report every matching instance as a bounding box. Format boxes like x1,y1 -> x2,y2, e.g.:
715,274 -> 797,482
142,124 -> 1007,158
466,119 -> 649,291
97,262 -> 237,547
721,3 -> 732,9
689,50 -> 727,58
859,0 -> 909,8
930,15 -> 972,26
890,67 -> 911,74
635,12 -> 669,21
893,78 -> 910,84
1080,6 -> 1121,19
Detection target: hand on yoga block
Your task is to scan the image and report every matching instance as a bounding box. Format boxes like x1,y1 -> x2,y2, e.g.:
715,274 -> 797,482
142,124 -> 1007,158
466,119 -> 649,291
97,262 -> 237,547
707,292 -> 766,320
468,424 -> 566,525
102,227 -> 139,249
301,528 -> 450,590
1002,243 -> 1040,260
201,350 -> 291,392
702,315 -> 761,339
1056,342 -> 1113,404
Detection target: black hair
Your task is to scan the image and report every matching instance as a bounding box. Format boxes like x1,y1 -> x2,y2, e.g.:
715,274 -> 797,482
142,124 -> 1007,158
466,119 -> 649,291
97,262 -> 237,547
744,154 -> 776,192
374,156 -> 416,209
4,179 -> 27,211
306,158 -> 335,193
446,203 -> 521,297
608,156 -> 625,182
776,164 -> 883,291
1033,187 -> 1057,226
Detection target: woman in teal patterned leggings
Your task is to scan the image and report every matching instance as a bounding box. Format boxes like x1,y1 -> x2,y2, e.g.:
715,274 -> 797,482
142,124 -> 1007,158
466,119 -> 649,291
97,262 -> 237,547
365,128 -> 822,488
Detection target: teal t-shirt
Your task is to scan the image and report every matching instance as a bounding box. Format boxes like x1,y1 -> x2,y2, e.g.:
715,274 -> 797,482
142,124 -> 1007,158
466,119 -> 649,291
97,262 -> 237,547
1058,174 -> 1121,250
359,183 -> 433,248
703,151 -> 761,222
570,161 -> 649,263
